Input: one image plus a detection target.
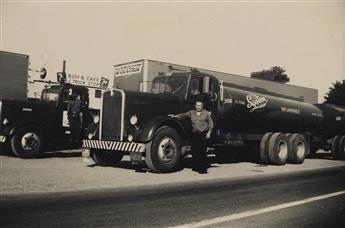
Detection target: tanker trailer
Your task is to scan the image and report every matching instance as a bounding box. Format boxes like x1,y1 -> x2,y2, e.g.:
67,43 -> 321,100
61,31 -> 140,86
213,81 -> 324,165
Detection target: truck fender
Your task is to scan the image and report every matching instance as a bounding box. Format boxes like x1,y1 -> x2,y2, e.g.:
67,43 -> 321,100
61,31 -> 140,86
9,122 -> 46,137
135,116 -> 188,145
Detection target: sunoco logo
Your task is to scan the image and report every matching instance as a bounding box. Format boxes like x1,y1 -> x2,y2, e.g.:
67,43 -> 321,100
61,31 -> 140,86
246,94 -> 268,112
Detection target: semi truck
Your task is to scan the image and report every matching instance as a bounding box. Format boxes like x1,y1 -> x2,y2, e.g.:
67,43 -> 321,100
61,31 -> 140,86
82,69 -> 345,173
0,54 -> 100,158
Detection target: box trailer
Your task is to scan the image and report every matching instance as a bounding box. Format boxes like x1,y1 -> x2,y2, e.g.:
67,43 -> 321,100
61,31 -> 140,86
0,51 -> 29,100
113,59 -> 318,103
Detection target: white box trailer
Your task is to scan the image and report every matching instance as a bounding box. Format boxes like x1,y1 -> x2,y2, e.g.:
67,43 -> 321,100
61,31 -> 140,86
0,51 -> 29,100
113,59 -> 318,103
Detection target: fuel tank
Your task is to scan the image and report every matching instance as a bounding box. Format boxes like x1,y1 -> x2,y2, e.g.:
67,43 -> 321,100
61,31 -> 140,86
220,86 -> 323,134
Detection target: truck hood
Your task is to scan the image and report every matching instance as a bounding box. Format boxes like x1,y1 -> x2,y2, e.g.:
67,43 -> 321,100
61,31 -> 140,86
124,91 -> 184,120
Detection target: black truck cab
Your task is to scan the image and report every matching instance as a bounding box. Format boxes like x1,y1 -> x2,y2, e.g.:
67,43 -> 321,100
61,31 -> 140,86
0,83 -> 95,158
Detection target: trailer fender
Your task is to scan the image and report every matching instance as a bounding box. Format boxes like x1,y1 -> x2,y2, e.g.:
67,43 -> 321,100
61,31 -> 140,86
135,116 -> 188,145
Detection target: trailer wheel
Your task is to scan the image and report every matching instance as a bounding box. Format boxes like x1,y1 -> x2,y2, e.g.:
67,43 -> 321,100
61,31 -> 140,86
268,132 -> 288,165
145,126 -> 182,173
259,132 -> 273,164
10,126 -> 44,158
91,149 -> 124,166
287,134 -> 308,164
336,136 -> 345,160
331,135 -> 341,159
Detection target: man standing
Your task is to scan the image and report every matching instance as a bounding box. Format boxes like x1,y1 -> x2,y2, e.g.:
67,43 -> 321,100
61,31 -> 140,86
169,99 -> 214,174
67,91 -> 81,143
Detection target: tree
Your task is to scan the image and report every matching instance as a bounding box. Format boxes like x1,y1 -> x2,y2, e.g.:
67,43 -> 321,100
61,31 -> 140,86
251,66 -> 290,83
324,80 -> 345,106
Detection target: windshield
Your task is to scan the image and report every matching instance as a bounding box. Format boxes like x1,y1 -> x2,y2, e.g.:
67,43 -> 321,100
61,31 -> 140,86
151,74 -> 189,97
41,88 -> 61,102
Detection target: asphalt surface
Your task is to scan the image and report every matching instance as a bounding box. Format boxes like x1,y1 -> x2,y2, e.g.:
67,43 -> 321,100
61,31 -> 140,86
1,166 -> 345,228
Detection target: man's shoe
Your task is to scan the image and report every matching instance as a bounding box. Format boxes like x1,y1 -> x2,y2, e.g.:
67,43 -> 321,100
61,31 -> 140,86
198,169 -> 208,174
192,167 -> 200,172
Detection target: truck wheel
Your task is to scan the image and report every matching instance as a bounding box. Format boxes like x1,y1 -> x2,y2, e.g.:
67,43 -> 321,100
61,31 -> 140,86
268,132 -> 288,165
145,126 -> 182,173
11,126 -> 44,158
259,132 -> 273,164
91,149 -> 124,166
287,134 -> 308,164
336,136 -> 345,160
331,135 -> 341,159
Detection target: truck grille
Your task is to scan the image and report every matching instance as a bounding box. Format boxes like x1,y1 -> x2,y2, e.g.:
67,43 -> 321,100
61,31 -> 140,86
101,91 -> 122,141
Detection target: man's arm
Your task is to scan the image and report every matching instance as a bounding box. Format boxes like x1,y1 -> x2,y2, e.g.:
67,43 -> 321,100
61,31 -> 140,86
169,110 -> 191,120
206,112 -> 214,139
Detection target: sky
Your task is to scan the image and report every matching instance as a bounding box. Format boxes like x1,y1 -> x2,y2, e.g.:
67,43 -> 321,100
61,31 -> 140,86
1,1 -> 344,102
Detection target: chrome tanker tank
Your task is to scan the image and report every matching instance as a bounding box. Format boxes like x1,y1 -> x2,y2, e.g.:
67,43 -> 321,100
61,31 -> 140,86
219,85 -> 323,135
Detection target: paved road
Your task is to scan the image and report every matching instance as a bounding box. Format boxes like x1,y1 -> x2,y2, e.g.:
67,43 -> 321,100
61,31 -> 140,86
1,166 -> 345,227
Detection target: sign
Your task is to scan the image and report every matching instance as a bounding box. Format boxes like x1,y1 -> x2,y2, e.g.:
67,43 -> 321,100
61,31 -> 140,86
246,94 -> 268,112
114,61 -> 143,77
66,74 -> 109,89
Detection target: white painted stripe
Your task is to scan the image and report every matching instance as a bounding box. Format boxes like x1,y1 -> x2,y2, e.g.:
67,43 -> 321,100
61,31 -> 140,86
124,143 -> 129,151
111,142 -> 116,150
128,143 -> 134,151
133,144 -> 138,152
114,142 -> 120,150
120,143 -> 126,151
171,190 -> 345,228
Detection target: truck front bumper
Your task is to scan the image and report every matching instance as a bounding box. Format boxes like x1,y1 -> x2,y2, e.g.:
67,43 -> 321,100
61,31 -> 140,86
82,139 -> 146,165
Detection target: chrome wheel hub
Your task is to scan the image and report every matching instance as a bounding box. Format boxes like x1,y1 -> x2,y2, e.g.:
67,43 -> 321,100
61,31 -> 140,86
21,132 -> 40,151
158,137 -> 177,163
277,140 -> 288,161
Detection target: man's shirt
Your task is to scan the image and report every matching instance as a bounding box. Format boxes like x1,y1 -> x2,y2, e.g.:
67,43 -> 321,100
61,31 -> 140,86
68,98 -> 81,117
176,109 -> 214,133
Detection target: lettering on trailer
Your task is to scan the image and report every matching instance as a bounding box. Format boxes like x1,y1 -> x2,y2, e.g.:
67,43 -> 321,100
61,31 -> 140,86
246,94 -> 268,112
67,74 -> 109,89
114,62 -> 143,77
281,107 -> 301,115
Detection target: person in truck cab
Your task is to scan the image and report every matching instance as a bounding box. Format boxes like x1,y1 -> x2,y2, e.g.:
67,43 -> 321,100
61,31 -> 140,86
67,90 -> 82,142
169,98 -> 214,174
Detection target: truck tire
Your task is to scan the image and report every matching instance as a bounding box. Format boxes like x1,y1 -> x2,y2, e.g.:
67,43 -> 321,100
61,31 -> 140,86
336,136 -> 345,160
91,149 -> 124,166
331,135 -> 341,159
287,134 -> 308,164
259,132 -> 273,164
268,132 -> 288,165
145,126 -> 182,173
11,126 -> 44,158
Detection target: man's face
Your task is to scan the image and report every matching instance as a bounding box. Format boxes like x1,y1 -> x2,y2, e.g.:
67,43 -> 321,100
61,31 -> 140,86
195,101 -> 203,112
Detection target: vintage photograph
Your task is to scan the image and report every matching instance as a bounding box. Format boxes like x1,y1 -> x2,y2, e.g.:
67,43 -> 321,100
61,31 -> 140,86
0,1 -> 344,227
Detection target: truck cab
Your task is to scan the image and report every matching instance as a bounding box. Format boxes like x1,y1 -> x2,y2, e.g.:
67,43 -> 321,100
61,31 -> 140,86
0,83 -> 96,158
82,71 -> 222,172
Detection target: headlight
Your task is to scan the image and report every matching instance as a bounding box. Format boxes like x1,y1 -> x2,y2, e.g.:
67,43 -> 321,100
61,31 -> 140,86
130,115 -> 138,125
127,134 -> 133,142
93,115 -> 100,124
